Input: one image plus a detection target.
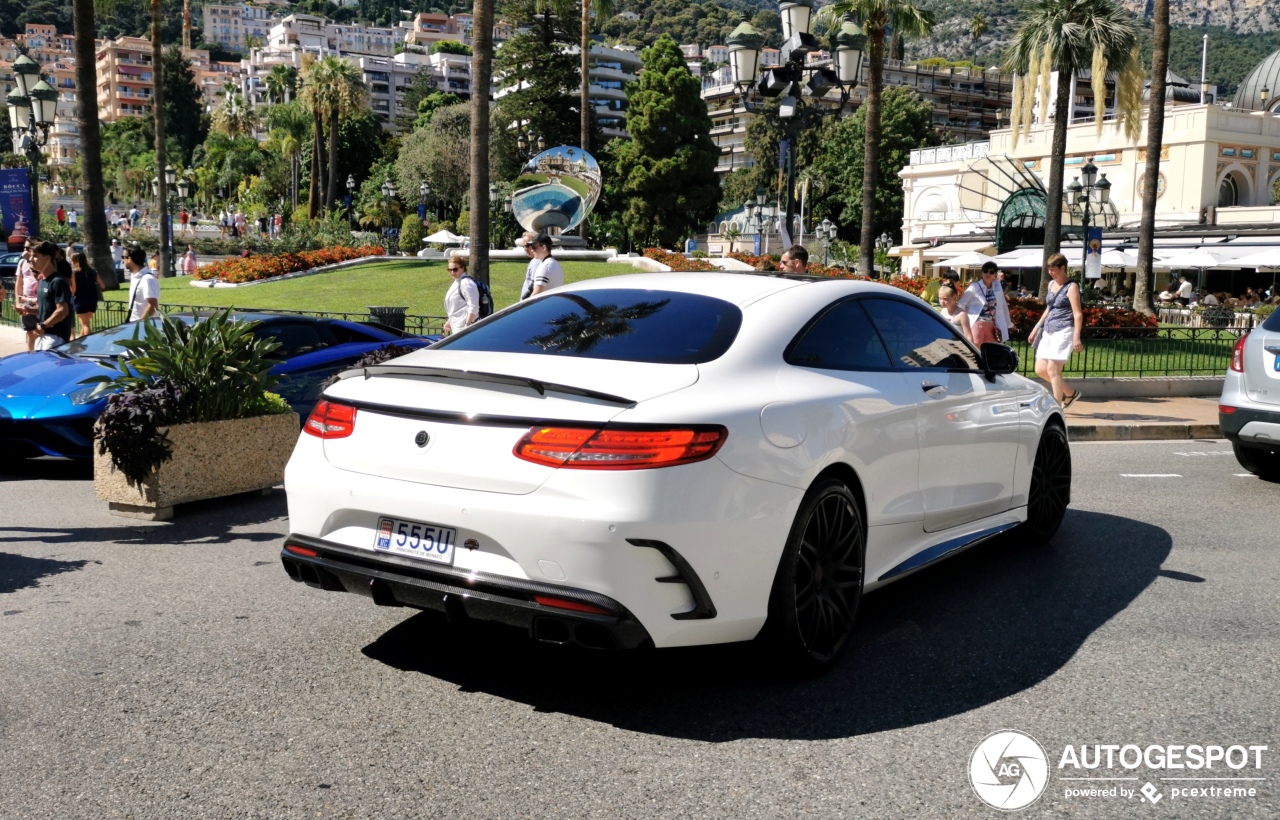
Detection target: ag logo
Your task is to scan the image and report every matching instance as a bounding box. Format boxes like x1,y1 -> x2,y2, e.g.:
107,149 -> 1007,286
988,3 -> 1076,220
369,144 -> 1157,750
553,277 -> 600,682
969,730 -> 1049,811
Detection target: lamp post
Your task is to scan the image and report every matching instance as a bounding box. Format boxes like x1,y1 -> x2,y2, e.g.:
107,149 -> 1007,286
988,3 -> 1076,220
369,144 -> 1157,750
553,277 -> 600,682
381,179 -> 396,236
516,125 -> 546,160
1262,86 -> 1271,113
346,175 -> 356,229
1063,157 -> 1112,277
727,7 -> 865,249
6,54 -> 57,238
875,231 -> 892,277
176,175 -> 190,237
816,217 -> 839,265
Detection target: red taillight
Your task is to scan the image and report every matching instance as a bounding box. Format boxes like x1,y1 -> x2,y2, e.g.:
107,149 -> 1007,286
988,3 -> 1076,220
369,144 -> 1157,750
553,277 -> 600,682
1219,405 -> 1237,415
534,595 -> 612,615
1230,333 -> 1248,372
513,425 -> 727,470
303,400 -> 357,439
285,545 -> 318,557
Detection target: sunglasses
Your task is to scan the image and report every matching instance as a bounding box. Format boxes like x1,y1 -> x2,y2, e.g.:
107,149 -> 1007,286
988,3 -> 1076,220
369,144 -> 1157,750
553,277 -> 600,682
447,266 -> 462,272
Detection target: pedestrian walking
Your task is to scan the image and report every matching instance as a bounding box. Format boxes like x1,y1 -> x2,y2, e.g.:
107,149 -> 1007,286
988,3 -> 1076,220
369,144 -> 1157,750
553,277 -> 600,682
14,238 -> 40,351
124,246 -> 160,322
55,205 -> 66,226
520,233 -> 564,299
182,246 -> 197,276
780,245 -> 809,274
937,283 -> 974,343
30,240 -> 74,350
959,261 -> 1012,346
69,251 -> 103,339
178,208 -> 189,237
67,208 -> 77,230
443,256 -> 479,335
110,239 -> 124,275
1028,253 -> 1084,407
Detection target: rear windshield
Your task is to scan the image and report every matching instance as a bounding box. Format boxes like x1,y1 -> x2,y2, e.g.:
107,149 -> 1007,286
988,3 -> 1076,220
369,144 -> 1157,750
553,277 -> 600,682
435,288 -> 742,364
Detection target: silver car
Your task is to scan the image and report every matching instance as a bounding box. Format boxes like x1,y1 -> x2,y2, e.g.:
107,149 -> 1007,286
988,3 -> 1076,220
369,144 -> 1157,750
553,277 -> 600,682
1220,309 -> 1280,479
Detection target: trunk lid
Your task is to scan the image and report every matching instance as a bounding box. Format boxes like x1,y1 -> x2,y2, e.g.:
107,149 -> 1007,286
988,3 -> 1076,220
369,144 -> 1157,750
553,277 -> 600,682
318,350 -> 699,494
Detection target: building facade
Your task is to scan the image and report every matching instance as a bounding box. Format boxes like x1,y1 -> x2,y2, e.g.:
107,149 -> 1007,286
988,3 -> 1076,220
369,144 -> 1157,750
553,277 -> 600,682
203,3 -> 277,54
95,36 -> 155,122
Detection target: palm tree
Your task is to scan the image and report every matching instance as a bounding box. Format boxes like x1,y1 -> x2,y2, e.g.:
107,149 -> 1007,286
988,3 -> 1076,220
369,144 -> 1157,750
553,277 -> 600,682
970,13 -> 988,39
264,64 -> 297,105
212,89 -> 259,137
298,55 -> 326,218
266,102 -> 309,209
469,0 -> 496,285
1134,0 -> 1169,316
317,57 -> 366,210
822,0 -> 935,280
580,0 -> 613,154
1004,0 -> 1142,296
72,0 -> 118,289
148,0 -> 172,278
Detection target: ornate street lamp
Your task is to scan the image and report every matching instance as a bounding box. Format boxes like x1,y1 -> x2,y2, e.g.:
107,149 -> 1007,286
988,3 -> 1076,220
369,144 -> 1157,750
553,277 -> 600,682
346,174 -> 356,228
381,178 -> 396,232
5,56 -> 57,237
731,5 -> 865,250
1063,157 -> 1114,274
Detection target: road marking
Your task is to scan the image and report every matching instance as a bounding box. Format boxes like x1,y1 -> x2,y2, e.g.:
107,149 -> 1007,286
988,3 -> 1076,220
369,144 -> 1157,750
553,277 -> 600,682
1235,473 -> 1256,477
1121,474 -> 1182,477
1161,777 -> 1267,781
1173,451 -> 1233,457
1061,777 -> 1140,781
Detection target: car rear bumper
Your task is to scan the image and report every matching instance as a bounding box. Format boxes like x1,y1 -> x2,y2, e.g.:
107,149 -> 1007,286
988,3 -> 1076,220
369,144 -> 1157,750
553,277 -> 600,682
280,533 -> 654,650
1219,405 -> 1280,448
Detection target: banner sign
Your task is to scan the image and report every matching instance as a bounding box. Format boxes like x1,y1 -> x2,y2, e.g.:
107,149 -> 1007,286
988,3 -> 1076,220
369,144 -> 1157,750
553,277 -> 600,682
0,168 -> 34,240
1085,227 -> 1103,279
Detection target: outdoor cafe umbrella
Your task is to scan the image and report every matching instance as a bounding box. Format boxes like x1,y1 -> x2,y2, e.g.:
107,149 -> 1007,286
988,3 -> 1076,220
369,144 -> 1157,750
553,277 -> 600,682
423,229 -> 466,245
1099,250 -> 1138,268
992,248 -> 1044,267
1153,249 -> 1234,291
934,251 -> 995,269
1229,248 -> 1280,293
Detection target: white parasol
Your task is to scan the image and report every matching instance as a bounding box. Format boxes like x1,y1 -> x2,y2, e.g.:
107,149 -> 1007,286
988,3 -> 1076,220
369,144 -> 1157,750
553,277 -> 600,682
423,230 -> 467,245
934,251 -> 996,269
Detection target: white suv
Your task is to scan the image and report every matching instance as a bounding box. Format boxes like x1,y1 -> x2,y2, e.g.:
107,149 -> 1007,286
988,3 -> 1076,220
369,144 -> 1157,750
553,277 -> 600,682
1220,309 -> 1280,480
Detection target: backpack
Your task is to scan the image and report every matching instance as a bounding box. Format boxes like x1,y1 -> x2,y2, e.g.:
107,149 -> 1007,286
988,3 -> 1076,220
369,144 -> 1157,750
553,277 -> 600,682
461,274 -> 494,318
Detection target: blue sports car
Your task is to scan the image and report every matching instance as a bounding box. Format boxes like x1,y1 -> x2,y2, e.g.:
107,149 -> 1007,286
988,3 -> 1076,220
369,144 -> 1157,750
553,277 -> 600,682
0,312 -> 432,460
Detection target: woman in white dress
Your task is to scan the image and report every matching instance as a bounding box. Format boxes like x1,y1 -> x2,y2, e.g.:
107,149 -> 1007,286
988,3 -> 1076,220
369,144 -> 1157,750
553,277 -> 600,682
937,284 -> 973,343
1028,253 -> 1084,406
442,256 -> 479,335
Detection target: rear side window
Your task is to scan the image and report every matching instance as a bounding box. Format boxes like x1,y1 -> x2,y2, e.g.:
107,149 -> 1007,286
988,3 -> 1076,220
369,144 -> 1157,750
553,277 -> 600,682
436,289 -> 742,364
863,298 -> 982,371
1264,307 -> 1280,332
786,299 -> 893,370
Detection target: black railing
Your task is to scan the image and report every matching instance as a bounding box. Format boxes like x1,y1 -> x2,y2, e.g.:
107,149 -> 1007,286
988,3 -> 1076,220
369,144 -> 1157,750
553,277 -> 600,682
0,299 -> 447,337
1010,327 -> 1238,378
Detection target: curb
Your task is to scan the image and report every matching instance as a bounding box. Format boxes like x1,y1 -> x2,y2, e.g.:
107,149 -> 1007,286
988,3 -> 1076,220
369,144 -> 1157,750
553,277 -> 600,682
1068,423 -> 1222,442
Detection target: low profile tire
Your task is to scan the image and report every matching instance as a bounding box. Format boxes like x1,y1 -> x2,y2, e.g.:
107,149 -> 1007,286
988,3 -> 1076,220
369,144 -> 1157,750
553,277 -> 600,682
1020,424 -> 1072,544
1233,442 -> 1280,481
761,478 -> 866,670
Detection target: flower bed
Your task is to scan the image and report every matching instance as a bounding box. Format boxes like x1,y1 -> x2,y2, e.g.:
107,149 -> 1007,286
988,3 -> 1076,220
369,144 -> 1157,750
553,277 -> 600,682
1006,296 -> 1158,340
193,245 -> 385,284
643,248 -> 717,271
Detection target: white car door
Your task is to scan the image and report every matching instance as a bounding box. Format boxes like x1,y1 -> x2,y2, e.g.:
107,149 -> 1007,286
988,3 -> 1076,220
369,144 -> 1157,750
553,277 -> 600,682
862,297 -> 1023,533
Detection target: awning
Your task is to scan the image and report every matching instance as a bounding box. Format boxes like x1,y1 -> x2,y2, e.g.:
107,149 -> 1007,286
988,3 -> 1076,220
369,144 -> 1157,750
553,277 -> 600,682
920,239 -> 994,260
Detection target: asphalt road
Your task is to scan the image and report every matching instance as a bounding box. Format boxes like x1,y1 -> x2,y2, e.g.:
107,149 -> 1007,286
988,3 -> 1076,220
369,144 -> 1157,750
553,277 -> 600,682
1,440 -> 1276,819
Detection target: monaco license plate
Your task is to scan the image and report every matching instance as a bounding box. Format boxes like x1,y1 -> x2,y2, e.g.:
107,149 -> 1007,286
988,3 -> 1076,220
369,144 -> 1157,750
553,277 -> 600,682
373,516 -> 457,565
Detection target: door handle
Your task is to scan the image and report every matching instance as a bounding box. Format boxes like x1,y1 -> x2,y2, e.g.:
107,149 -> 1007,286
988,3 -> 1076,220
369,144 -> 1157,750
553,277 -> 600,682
921,382 -> 948,397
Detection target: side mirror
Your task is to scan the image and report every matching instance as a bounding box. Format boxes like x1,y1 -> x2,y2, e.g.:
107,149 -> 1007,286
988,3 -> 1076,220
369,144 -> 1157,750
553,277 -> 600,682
980,342 -> 1018,378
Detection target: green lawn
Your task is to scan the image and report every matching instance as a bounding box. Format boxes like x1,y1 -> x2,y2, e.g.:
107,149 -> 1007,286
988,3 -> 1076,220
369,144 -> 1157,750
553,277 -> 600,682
102,259 -> 633,317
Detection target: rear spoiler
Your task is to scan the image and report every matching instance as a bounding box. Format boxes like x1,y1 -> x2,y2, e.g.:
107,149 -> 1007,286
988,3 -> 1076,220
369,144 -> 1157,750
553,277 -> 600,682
335,364 -> 637,407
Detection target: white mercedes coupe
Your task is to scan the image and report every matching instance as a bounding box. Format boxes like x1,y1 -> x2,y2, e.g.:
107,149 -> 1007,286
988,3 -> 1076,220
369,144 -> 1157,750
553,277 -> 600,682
281,272 -> 1071,668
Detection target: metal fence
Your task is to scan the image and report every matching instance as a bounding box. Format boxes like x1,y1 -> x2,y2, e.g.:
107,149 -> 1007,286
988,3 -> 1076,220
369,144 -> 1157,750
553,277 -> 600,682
0,298 -> 447,337
1155,307 -> 1260,330
1011,327 -> 1238,378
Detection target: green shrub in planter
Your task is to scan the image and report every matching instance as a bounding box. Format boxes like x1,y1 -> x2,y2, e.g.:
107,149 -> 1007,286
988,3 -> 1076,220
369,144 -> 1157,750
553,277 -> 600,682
1257,303 -> 1276,322
82,309 -> 290,487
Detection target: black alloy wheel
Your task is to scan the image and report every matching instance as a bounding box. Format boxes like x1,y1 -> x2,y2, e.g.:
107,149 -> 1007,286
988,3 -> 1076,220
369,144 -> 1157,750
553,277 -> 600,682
764,478 -> 866,668
1022,424 -> 1072,544
1233,441 -> 1280,481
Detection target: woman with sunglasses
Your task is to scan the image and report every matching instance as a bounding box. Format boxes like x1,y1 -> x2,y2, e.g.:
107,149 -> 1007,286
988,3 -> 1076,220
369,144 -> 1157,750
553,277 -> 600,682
442,256 -> 479,335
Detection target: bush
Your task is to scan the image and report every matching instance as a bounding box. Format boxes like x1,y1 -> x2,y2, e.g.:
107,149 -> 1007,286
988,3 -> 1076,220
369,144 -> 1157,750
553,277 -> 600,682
83,310 -> 290,486
193,245 -> 385,284
643,248 -> 716,271
1256,303 -> 1276,322
399,215 -> 425,255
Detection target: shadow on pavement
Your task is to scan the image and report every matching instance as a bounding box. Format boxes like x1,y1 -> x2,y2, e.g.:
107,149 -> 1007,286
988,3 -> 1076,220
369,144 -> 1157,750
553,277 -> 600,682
0,457 -> 93,483
0,553 -> 94,594
0,489 -> 288,547
362,510 -> 1170,741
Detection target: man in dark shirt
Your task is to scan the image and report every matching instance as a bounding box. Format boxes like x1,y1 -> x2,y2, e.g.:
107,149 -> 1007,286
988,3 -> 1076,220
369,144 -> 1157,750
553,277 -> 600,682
30,241 -> 74,350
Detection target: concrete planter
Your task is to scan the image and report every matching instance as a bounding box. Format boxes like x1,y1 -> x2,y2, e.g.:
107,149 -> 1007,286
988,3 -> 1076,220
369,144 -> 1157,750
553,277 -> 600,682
94,412 -> 300,520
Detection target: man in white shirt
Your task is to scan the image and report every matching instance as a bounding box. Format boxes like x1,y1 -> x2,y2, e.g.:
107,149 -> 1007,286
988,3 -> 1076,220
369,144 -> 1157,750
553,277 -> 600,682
124,246 -> 159,322
67,208 -> 77,229
958,261 -> 1013,344
522,233 -> 564,299
1176,275 -> 1194,306
110,239 -> 124,274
